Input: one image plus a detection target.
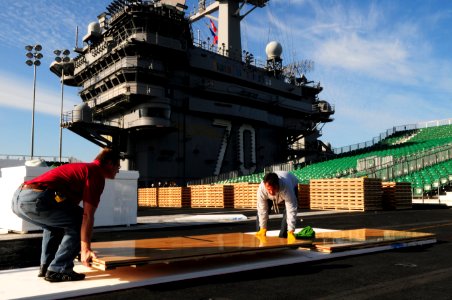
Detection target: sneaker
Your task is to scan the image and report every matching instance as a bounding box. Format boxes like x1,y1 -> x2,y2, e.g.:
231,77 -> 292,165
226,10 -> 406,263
44,270 -> 86,282
38,264 -> 49,277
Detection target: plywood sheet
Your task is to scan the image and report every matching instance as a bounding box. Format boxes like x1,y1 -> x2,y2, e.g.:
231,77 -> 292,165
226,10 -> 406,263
90,229 -> 436,270
91,232 -> 312,270
313,228 -> 435,253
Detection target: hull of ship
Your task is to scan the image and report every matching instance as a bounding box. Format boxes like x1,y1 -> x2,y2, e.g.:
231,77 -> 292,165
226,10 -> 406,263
130,113 -> 298,186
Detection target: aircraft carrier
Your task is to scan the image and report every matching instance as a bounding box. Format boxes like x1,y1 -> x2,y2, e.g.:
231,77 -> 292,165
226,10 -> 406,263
50,0 -> 334,186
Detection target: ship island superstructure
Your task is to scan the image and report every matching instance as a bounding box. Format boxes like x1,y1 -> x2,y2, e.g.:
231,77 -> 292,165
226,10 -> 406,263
50,0 -> 334,186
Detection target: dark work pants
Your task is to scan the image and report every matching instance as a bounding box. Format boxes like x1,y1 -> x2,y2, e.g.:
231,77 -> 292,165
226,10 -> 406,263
256,199 -> 288,238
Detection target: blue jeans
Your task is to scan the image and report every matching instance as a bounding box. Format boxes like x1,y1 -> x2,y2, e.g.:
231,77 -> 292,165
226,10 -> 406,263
11,186 -> 83,273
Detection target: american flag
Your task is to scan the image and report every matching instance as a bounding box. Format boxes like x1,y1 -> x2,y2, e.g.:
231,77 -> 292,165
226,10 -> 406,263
209,19 -> 218,44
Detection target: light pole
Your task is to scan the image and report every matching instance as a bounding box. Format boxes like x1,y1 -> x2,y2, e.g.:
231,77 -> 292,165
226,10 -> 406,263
53,49 -> 71,162
25,44 -> 43,159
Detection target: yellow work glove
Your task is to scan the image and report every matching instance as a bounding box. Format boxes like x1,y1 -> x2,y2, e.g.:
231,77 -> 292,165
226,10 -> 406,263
287,231 -> 296,244
255,235 -> 267,247
255,228 -> 267,237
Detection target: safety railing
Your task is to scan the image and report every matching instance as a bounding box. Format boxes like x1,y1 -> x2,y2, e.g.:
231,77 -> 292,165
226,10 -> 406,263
333,118 -> 452,155
364,144 -> 452,181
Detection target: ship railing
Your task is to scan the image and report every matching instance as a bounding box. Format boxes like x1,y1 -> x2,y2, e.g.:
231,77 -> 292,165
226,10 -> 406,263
192,37 -> 267,69
62,109 -> 120,128
62,110 -> 91,125
332,118 -> 452,155
187,0 -> 216,17
191,36 -> 323,91
79,82 -> 131,108
0,154 -> 74,163
79,59 -> 137,91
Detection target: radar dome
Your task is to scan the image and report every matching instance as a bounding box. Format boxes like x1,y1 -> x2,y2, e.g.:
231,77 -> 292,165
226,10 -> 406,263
87,22 -> 101,34
83,21 -> 102,43
265,41 -> 283,59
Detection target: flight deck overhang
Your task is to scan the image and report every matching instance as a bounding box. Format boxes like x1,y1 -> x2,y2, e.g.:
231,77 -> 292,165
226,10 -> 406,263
49,61 -> 78,87
63,121 -> 122,149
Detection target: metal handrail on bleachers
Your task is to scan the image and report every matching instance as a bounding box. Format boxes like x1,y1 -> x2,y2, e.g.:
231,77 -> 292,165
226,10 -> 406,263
333,118 -> 452,155
364,143 -> 452,181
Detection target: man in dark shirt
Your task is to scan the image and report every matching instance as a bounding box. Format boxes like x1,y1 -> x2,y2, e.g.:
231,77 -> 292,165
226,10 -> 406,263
11,148 -> 121,282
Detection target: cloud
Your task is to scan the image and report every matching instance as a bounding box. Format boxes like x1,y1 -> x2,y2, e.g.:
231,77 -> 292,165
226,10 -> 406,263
0,0 -> 108,58
0,0 -> 106,115
316,34 -> 413,80
0,71 -> 80,116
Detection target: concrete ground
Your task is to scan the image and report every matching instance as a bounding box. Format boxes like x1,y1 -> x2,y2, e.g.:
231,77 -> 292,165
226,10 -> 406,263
2,205 -> 452,299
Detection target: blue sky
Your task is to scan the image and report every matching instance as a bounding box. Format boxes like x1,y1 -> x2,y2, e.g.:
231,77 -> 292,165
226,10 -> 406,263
1,0 -> 452,162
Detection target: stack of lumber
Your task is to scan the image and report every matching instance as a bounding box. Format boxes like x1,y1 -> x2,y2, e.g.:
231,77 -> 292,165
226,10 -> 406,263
310,178 -> 383,211
233,183 -> 260,208
190,185 -> 234,208
157,187 -> 191,208
382,182 -> 412,210
137,187 -> 159,207
297,184 -> 310,209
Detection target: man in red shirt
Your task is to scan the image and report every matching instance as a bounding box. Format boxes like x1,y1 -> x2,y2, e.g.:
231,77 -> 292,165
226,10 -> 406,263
11,148 -> 121,282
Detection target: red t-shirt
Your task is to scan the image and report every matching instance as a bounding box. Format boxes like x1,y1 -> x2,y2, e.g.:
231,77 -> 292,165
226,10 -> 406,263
25,160 -> 106,207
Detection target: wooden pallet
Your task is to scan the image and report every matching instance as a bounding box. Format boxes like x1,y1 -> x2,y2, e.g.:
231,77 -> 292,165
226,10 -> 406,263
298,184 -> 310,209
138,188 -> 158,207
310,178 -> 383,211
382,182 -> 412,210
90,232 -> 312,270
157,187 -> 191,208
190,185 -> 234,208
233,183 -> 260,208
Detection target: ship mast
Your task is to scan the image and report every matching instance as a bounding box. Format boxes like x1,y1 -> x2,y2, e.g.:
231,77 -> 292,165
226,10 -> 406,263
189,0 -> 269,59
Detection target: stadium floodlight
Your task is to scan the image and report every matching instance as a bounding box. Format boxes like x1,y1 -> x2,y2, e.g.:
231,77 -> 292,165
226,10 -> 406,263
54,49 -> 71,162
25,44 -> 43,159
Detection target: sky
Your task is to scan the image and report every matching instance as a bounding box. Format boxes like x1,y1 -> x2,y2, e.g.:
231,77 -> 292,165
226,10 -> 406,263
1,0 -> 452,162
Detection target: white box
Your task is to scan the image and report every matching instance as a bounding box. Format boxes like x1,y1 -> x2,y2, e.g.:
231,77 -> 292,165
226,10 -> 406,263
94,170 -> 139,227
0,166 -> 49,232
0,166 -> 139,233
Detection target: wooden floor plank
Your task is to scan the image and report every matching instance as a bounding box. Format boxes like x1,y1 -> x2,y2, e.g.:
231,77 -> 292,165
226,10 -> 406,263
90,229 -> 436,270
313,228 -> 435,253
91,233 -> 312,270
